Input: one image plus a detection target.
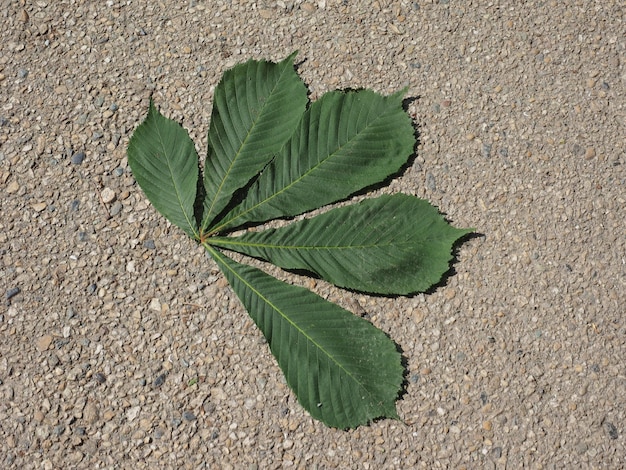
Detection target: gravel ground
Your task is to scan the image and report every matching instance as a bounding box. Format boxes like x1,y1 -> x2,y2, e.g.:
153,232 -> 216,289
1,1 -> 624,468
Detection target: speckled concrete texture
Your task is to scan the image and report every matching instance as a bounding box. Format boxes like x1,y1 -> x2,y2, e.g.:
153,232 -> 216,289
1,1 -> 624,468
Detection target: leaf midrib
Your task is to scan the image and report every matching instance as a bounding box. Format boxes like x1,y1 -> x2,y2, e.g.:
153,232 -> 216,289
212,237 -> 415,252
155,122 -> 198,238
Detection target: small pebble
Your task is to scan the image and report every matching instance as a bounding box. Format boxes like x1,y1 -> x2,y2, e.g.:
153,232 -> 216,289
482,143 -> 492,159
71,152 -> 85,165
36,335 -> 53,352
182,410 -> 196,421
426,172 -> 436,191
110,201 -> 123,216
94,372 -> 106,384
100,188 -> 116,204
32,202 -> 47,212
171,418 -> 182,428
17,69 -> 28,79
153,373 -> 166,388
6,181 -> 20,193
6,287 -> 20,300
604,422 -> 618,440
143,240 -> 156,250
87,283 -> 97,295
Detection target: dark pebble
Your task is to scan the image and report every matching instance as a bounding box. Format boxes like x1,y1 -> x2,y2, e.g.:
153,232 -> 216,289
572,144 -> 585,157
182,410 -> 196,421
143,239 -> 156,250
55,338 -> 70,349
17,69 -> 28,79
171,417 -> 182,428
480,391 -> 489,405
87,283 -> 97,295
499,147 -> 509,157
426,172 -> 436,191
5,453 -> 15,466
48,354 -> 60,368
71,152 -> 85,165
153,373 -> 166,388
92,132 -> 103,141
110,103 -> 119,112
70,200 -> 80,211
482,143 -> 492,159
77,231 -> 88,242
110,201 -> 123,216
6,287 -> 20,300
605,422 -> 618,440
74,427 -> 86,436
154,427 -> 165,439
492,447 -> 502,458
410,373 -> 420,383
52,424 -> 65,436
211,430 -> 219,439
113,167 -> 124,177
94,372 -> 106,384
66,307 -> 76,320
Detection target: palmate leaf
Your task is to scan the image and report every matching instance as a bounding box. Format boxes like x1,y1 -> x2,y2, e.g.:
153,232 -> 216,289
128,52 -> 473,429
209,89 -> 415,233
201,52 -> 308,232
127,100 -> 199,238
207,246 -> 403,429
210,194 -> 473,295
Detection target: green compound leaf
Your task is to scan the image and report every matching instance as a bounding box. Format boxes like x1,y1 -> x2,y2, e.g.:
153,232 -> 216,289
207,246 -> 403,429
127,100 -> 199,239
202,52 -> 308,232
211,194 -> 473,295
211,88 -> 415,233
127,52 -> 474,429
